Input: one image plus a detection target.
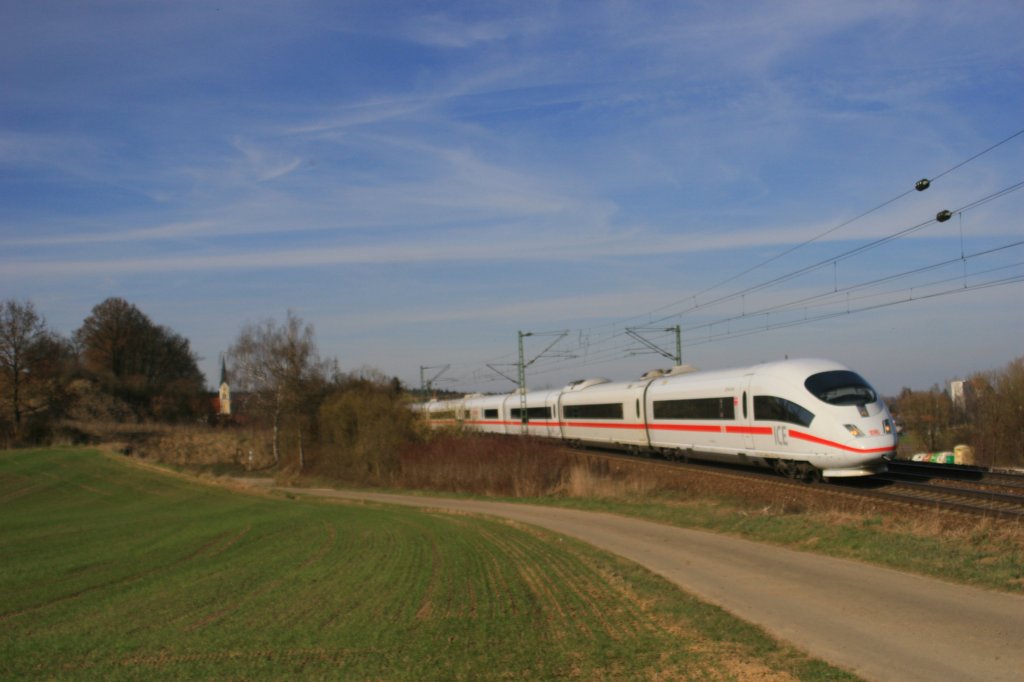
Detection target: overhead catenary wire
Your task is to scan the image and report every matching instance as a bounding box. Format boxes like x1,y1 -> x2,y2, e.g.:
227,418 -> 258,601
431,129 -> 1024,391
517,263 -> 1024,382
616,126 -> 1024,330
674,240 -> 1024,338
641,179 -> 1024,329
684,273 -> 1024,348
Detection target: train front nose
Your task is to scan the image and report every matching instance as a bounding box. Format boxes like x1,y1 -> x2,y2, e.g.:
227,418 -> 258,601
838,408 -> 898,458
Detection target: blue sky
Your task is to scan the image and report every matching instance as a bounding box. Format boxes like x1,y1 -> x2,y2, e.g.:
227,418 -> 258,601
2,0 -> 1023,396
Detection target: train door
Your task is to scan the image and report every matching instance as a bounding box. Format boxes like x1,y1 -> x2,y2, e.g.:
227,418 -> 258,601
740,376 -> 755,450
745,374 -> 790,459
545,391 -> 560,438
557,389 -> 574,442
500,394 -> 516,435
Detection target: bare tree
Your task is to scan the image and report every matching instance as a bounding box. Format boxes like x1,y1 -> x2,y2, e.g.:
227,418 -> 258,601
968,357 -> 1024,467
227,311 -> 332,468
0,300 -> 49,441
893,385 -> 954,452
0,299 -> 70,440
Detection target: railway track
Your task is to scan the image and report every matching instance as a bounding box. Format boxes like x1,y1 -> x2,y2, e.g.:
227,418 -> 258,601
864,460 -> 1024,520
575,447 -> 1024,520
883,460 -> 1024,488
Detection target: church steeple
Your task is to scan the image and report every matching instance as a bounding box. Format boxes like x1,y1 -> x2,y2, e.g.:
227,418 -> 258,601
218,356 -> 231,416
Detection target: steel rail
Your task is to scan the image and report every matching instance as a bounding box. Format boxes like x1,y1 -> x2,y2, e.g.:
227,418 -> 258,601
567,446 -> 1024,520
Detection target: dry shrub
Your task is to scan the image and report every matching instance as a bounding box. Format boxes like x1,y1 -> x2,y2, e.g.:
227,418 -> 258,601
135,425 -> 269,470
65,379 -> 136,422
560,462 -> 664,499
397,434 -> 675,499
398,434 -> 573,497
60,419 -> 272,471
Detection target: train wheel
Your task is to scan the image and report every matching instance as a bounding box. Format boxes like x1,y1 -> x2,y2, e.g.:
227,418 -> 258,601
796,463 -> 821,484
773,459 -> 794,477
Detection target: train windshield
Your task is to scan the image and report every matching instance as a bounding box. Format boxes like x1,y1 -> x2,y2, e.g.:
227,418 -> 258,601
805,370 -> 877,406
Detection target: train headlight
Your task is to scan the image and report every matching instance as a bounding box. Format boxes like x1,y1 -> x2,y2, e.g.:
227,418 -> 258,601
844,424 -> 865,438
883,419 -> 893,435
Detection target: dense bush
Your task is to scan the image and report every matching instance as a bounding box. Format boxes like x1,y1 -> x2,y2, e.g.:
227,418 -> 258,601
315,380 -> 421,482
75,298 -> 205,422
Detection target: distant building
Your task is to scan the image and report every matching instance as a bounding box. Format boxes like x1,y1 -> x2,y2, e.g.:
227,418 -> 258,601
218,358 -> 231,416
949,379 -> 967,412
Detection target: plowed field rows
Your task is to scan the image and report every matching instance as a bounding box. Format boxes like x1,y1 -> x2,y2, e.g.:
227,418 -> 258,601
1,449 -> 851,680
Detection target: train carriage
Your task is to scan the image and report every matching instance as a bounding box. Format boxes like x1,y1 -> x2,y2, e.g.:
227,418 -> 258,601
645,368 -> 753,462
510,389 -> 562,438
416,358 -> 896,480
420,397 -> 461,428
557,378 -> 649,451
463,393 -> 508,434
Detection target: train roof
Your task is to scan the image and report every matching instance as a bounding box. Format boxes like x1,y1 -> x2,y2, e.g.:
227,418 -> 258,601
652,357 -> 852,385
418,359 -> 861,406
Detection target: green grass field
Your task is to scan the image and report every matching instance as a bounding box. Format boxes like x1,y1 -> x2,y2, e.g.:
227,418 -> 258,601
0,448 -> 857,680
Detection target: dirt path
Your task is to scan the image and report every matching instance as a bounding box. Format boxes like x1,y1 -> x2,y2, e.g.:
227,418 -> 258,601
277,487 -> 1023,682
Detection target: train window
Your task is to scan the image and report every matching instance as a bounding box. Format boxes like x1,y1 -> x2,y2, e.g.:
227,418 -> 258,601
510,406 -> 552,420
653,397 -> 735,420
430,410 -> 456,421
754,395 -> 814,427
563,403 -> 624,420
484,408 -> 498,419
805,370 -> 877,406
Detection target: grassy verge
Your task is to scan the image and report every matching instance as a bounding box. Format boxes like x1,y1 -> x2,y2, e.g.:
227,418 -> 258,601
146,429 -> 1024,593
397,435 -> 1024,593
523,493 -> 1024,593
1,448 -> 856,681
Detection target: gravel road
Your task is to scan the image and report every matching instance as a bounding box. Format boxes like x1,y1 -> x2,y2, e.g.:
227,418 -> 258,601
280,487 -> 1023,682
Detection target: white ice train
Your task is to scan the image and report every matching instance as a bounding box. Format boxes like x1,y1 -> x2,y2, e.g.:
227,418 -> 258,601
418,358 -> 897,480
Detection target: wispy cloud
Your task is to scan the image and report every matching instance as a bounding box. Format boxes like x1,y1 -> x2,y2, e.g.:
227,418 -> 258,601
0,219 -> 224,246
2,0 -> 1022,393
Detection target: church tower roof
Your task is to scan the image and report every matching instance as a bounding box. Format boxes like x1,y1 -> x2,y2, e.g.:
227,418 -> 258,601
220,357 -> 229,385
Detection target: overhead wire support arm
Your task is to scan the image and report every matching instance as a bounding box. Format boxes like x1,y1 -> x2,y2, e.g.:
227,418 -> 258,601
486,363 -> 520,386
625,325 -> 682,365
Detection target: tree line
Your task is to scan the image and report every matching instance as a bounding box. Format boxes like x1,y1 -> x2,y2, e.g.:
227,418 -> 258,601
887,356 -> 1024,468
0,298 -> 419,479
0,297 -> 206,445
5,295 -> 1020,470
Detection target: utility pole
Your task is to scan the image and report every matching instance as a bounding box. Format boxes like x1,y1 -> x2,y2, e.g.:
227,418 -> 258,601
419,364 -> 450,396
518,331 -> 531,432
515,330 -> 571,433
674,324 -> 682,366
